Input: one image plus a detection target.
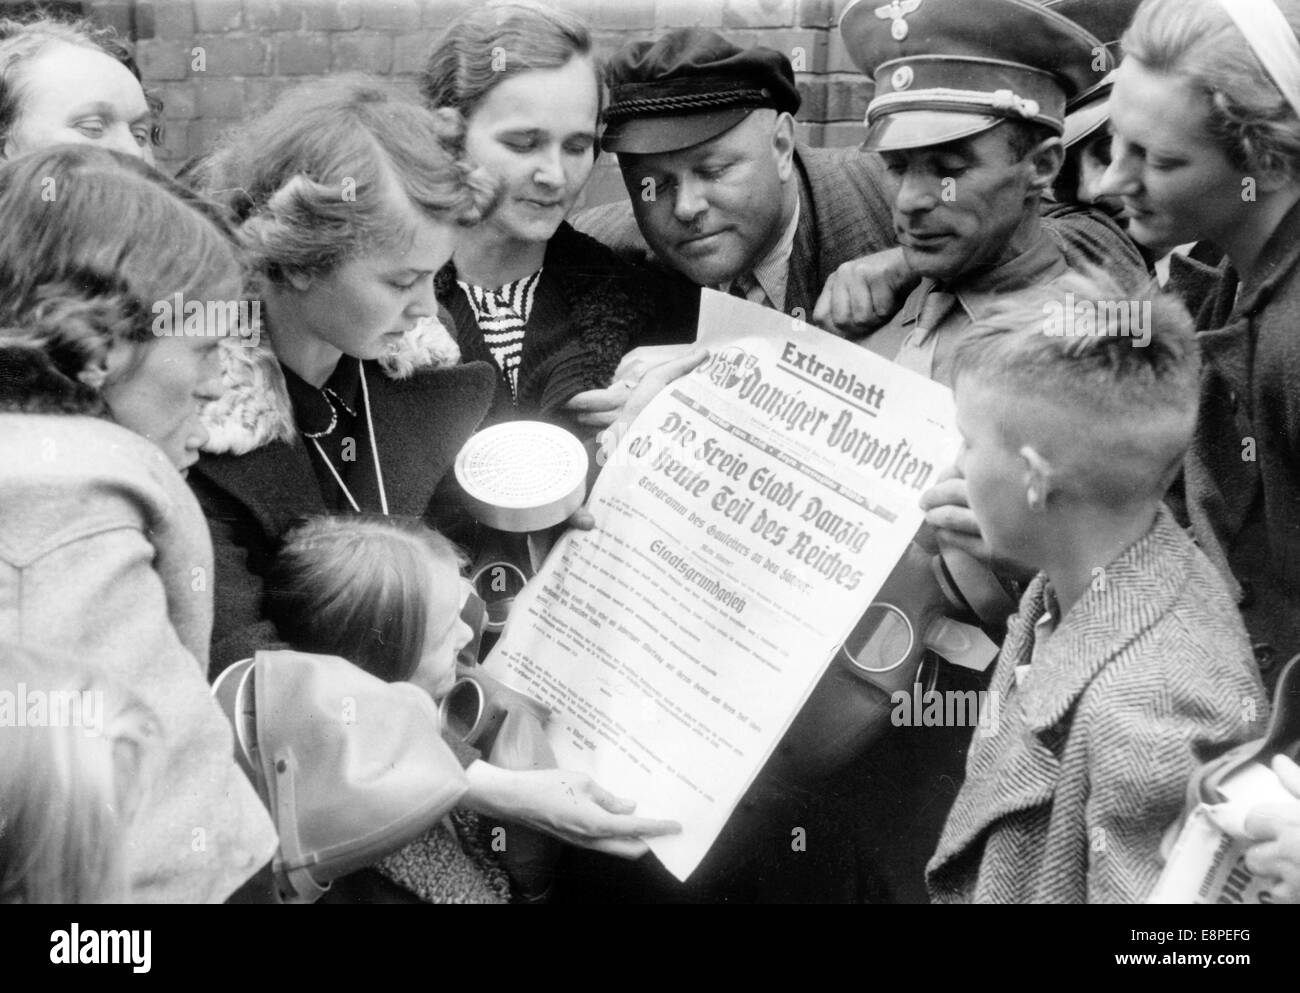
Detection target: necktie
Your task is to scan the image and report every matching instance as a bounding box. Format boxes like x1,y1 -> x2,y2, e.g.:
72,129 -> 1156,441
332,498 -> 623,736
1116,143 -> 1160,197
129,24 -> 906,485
896,284 -> 956,379
727,272 -> 768,308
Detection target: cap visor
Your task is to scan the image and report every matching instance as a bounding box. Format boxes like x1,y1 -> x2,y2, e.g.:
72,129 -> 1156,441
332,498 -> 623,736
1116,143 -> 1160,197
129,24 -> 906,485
211,657 -> 259,782
1063,98 -> 1109,148
863,111 -> 1005,152
602,107 -> 754,155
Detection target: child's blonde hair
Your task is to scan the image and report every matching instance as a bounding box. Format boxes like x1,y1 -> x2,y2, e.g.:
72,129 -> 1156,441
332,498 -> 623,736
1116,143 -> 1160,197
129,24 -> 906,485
265,515 -> 467,684
0,642 -> 159,904
952,268 -> 1199,507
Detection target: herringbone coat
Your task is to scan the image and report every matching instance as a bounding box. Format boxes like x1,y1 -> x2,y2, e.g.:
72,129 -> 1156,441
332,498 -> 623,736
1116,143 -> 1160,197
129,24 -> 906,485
927,508 -> 1268,903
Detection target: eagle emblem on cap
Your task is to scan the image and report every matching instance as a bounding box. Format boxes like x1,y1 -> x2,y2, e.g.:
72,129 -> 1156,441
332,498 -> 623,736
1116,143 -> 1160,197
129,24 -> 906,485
875,0 -> 922,41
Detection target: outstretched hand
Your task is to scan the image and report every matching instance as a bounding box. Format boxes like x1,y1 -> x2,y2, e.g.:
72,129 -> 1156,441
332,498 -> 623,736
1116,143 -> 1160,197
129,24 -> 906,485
594,347 -> 710,463
464,762 -> 682,859
565,346 -> 709,434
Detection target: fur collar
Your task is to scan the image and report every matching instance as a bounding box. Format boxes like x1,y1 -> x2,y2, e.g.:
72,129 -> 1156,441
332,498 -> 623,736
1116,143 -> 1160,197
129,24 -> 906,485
201,314 -> 461,456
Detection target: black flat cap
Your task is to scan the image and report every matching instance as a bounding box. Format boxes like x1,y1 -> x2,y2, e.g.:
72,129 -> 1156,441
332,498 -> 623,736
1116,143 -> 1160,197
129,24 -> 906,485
601,28 -> 801,155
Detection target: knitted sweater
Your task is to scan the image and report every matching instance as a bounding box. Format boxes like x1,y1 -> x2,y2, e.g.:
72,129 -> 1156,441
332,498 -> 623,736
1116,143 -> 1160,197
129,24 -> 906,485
376,809 -> 512,904
438,221 -> 680,436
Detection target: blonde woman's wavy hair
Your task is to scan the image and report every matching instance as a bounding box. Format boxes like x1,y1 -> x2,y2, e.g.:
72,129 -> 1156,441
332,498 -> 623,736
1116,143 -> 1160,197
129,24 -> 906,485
1124,0 -> 1300,179
0,643 -> 160,904
197,78 -> 499,286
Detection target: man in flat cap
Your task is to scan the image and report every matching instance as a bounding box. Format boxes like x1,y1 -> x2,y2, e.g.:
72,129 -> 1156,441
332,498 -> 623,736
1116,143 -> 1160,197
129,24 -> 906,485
573,28 -> 897,331
572,25 -> 1141,350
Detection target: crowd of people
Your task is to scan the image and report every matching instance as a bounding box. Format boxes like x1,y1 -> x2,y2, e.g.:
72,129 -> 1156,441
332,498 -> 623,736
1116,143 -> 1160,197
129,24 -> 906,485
0,0 -> 1298,905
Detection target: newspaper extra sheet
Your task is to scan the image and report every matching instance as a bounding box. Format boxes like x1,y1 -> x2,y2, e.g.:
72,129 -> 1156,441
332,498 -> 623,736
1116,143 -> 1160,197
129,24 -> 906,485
482,291 -> 961,880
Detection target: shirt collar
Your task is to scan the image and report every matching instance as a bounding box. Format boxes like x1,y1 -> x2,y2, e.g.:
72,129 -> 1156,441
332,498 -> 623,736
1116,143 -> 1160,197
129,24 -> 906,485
282,356 -> 361,437
950,228 -> 1069,320
721,197 -> 801,312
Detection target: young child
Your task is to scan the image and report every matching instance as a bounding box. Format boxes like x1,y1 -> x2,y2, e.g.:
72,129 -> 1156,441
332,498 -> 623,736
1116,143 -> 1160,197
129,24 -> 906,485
264,514 -> 514,903
925,270 -> 1269,903
0,644 -> 159,903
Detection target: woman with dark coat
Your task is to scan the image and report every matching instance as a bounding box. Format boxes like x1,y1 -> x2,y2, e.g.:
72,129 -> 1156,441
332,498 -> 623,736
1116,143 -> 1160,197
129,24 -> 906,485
420,1 -> 681,438
1100,0 -> 1300,693
190,79 -> 678,881
191,79 -> 498,674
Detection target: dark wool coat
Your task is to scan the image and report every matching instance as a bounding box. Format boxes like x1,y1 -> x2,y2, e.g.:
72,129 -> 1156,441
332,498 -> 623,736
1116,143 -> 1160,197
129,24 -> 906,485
438,222 -> 688,433
1171,198 -> 1300,691
927,509 -> 1267,904
191,329 -> 496,677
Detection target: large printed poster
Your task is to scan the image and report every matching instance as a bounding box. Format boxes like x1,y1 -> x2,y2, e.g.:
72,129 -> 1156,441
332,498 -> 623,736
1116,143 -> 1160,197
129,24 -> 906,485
483,292 -> 961,879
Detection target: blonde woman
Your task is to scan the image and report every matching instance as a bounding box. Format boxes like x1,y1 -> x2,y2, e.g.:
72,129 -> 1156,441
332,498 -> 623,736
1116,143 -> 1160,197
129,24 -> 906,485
193,80 -> 679,873
1099,0 -> 1300,691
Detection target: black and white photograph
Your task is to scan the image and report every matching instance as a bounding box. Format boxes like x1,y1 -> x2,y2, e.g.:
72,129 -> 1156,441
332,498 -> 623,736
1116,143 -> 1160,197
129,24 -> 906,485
0,0 -> 1295,971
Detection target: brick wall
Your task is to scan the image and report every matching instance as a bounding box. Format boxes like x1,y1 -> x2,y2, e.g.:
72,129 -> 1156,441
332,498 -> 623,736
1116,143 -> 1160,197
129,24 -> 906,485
73,0 -> 873,209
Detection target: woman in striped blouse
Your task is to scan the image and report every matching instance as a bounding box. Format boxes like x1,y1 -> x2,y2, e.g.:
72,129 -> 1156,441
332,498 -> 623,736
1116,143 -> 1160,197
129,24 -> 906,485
420,1 -> 676,440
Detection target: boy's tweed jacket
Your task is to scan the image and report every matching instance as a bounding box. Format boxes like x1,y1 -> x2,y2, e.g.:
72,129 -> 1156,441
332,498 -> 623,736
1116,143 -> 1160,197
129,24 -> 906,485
192,318 -> 495,677
927,507 -> 1268,904
1173,198 -> 1300,692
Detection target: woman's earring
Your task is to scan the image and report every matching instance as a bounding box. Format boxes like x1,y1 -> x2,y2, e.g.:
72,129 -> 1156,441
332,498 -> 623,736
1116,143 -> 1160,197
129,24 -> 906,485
77,364 -> 108,391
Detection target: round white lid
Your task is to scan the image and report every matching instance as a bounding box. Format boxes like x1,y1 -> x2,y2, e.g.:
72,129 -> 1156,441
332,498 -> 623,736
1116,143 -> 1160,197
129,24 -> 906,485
454,421 -> 589,532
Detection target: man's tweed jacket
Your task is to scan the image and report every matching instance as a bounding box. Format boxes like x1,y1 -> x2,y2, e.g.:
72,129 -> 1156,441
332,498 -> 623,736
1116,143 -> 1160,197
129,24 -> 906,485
572,143 -> 1146,338
572,143 -> 897,328
926,507 -> 1267,904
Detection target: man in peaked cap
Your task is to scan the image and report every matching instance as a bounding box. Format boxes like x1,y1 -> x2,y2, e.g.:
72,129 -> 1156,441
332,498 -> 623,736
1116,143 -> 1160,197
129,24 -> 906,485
822,0 -> 1126,905
840,0 -> 1110,383
571,24 -> 1143,358
1045,1 -> 1143,224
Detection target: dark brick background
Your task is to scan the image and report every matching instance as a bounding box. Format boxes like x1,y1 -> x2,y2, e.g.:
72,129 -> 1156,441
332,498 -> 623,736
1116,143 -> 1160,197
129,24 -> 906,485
4,0 -> 873,210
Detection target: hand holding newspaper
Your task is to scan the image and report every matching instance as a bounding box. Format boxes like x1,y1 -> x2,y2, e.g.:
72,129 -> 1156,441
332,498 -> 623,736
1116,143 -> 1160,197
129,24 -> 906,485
1150,757 -> 1300,904
483,292 -> 961,880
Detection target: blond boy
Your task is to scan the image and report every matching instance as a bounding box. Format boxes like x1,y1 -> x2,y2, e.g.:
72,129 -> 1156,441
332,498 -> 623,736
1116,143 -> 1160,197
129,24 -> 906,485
926,271 -> 1268,903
